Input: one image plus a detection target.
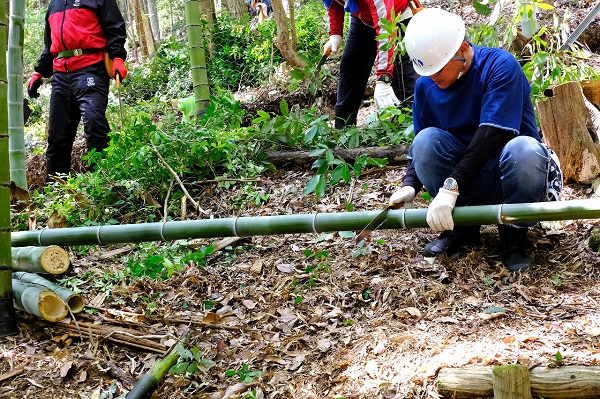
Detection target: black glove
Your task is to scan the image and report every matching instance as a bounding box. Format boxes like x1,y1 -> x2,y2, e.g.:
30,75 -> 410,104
27,72 -> 43,98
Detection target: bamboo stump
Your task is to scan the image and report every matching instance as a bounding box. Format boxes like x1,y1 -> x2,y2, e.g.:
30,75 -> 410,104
492,365 -> 532,399
536,81 -> 600,184
437,366 -> 600,398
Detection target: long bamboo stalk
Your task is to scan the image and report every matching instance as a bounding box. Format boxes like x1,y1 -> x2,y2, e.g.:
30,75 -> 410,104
12,271 -> 85,313
11,246 -> 70,274
12,279 -> 68,322
185,0 -> 210,114
9,199 -> 600,248
0,0 -> 18,337
7,0 -> 26,189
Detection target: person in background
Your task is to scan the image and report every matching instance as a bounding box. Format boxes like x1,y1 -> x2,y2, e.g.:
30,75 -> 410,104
26,0 -> 128,183
389,8 -> 563,272
322,0 -> 419,129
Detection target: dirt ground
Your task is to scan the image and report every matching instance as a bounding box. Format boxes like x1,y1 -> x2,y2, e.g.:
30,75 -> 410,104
5,1 -> 600,399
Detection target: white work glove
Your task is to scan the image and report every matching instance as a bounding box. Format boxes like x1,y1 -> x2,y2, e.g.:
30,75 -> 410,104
323,34 -> 343,57
426,188 -> 459,231
374,81 -> 400,109
389,186 -> 416,208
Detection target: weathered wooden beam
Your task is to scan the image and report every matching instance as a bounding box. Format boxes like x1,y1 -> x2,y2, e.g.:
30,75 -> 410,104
492,365 -> 532,399
437,366 -> 600,399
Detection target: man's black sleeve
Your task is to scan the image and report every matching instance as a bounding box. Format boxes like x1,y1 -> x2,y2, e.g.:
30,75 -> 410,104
99,0 -> 127,60
402,159 -> 423,193
449,124 -> 515,190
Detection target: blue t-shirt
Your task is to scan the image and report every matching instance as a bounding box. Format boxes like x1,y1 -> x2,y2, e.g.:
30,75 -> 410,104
412,45 -> 540,145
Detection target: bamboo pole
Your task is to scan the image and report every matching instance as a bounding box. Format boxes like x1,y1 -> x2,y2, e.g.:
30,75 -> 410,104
10,199 -> 600,248
11,246 -> 70,274
12,279 -> 68,322
12,271 -> 85,313
185,0 -> 210,114
7,0 -> 26,189
126,335 -> 187,399
0,0 -> 18,337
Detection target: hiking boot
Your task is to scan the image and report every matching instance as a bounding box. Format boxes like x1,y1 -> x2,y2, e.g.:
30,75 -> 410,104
423,226 -> 481,257
498,225 -> 532,272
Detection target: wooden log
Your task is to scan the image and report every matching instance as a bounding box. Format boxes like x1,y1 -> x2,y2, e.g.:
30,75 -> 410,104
12,279 -> 68,322
492,365 -> 532,399
11,246 -> 70,274
437,366 -> 600,399
12,271 -> 85,313
536,81 -> 600,184
266,145 -> 409,168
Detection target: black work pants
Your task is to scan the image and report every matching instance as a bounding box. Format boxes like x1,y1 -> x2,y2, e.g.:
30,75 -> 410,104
335,16 -> 418,128
46,61 -> 110,181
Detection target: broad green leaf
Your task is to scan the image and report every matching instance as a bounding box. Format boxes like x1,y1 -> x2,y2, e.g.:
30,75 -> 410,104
472,1 -> 492,15
315,175 -> 327,198
280,99 -> 289,116
303,175 -> 320,195
341,164 -> 351,183
338,231 -> 354,239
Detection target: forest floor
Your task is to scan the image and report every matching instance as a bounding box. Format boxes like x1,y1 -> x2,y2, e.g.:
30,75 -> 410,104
4,1 -> 600,399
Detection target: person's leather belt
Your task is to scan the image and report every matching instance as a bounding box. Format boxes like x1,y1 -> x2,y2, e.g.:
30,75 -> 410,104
56,48 -> 103,58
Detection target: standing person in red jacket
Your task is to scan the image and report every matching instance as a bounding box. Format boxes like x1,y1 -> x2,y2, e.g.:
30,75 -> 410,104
26,0 -> 128,183
322,0 -> 418,129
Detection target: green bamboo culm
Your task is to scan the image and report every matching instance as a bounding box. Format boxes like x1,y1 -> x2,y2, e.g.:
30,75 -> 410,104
11,245 -> 71,274
11,279 -> 68,322
7,0 -> 26,189
12,272 -> 85,313
126,339 -> 186,399
10,199 -> 600,247
0,0 -> 19,337
185,0 -> 210,115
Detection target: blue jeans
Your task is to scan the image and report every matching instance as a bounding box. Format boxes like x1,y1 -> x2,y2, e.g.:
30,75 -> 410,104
410,128 -> 551,225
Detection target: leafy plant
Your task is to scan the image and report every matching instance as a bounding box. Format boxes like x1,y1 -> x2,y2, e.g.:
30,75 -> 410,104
303,149 -> 388,198
225,363 -> 262,382
170,345 -> 215,377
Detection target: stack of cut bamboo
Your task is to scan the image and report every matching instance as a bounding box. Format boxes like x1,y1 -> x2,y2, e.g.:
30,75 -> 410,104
11,246 -> 85,322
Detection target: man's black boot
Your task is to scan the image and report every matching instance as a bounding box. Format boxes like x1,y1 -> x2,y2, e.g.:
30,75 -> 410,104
423,226 -> 481,257
498,225 -> 532,272
334,105 -> 359,129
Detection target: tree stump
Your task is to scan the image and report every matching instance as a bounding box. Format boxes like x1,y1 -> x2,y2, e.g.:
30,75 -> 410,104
536,81 -> 600,184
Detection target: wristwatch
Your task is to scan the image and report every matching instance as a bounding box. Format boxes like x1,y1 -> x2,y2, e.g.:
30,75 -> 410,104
377,74 -> 392,84
443,177 -> 459,192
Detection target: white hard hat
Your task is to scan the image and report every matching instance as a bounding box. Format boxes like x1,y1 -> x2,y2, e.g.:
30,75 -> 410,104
404,8 -> 466,76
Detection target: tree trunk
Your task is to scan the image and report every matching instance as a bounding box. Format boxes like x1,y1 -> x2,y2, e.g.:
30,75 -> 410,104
536,81 -> 600,184
7,0 -> 26,189
133,0 -> 155,56
185,0 -> 210,114
0,0 -> 18,337
266,145 -> 409,168
145,0 -> 160,43
198,0 -> 215,56
270,0 -> 305,68
223,0 -> 247,20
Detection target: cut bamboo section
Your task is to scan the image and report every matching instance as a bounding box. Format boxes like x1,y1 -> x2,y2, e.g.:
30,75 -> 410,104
10,199 -> 600,248
12,271 -> 85,313
437,366 -> 600,399
126,337 -> 186,399
11,246 -> 70,274
12,279 -> 68,322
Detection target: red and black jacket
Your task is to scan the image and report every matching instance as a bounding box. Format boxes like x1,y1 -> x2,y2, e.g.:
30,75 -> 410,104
34,0 -> 127,77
